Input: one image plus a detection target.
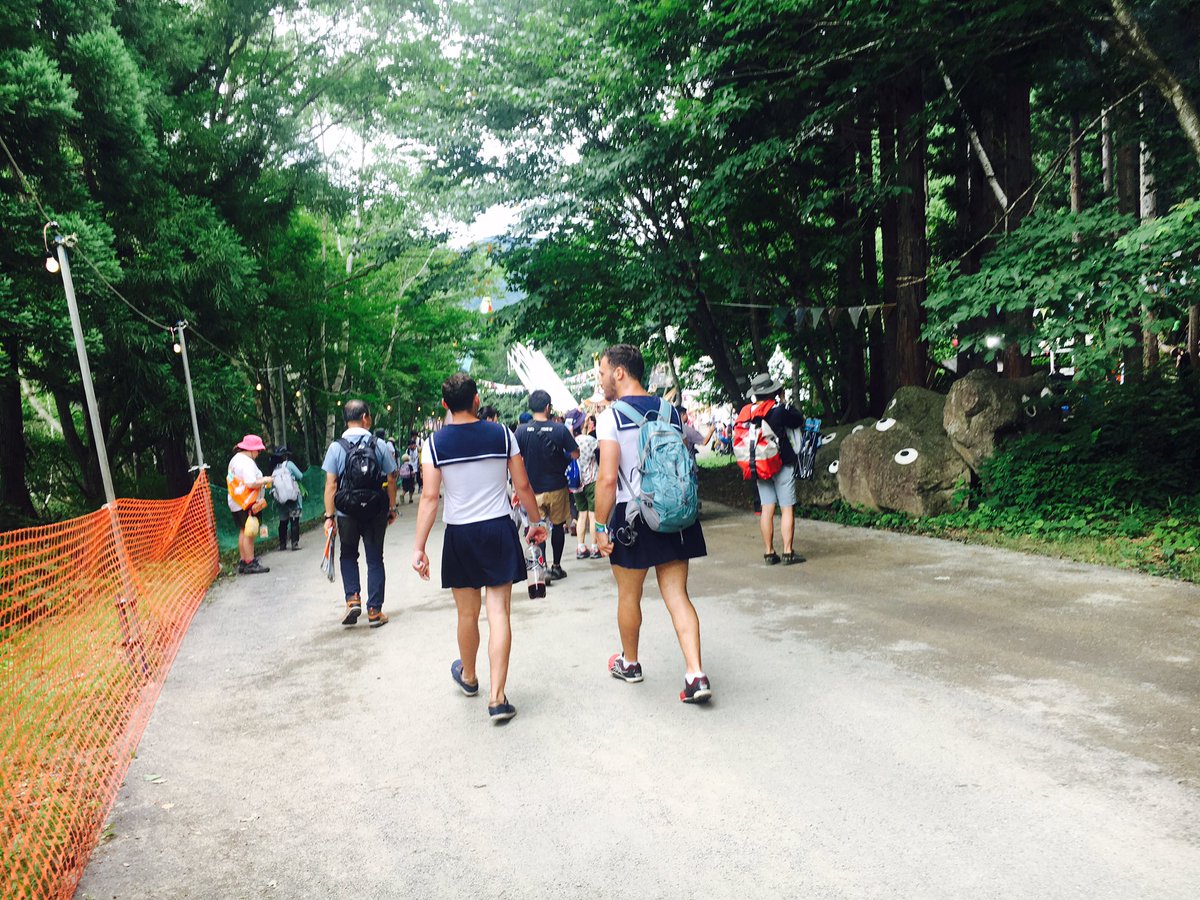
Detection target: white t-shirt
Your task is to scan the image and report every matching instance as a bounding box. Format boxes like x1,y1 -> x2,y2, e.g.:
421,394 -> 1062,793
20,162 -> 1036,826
595,396 -> 684,503
226,452 -> 263,512
424,421 -> 519,525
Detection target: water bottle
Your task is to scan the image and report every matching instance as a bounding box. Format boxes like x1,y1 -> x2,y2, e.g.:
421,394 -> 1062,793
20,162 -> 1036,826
527,543 -> 546,599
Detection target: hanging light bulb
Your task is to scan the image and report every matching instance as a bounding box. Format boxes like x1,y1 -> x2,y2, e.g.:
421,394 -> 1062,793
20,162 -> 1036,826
45,253 -> 60,274
173,341 -> 182,354
255,382 -> 263,391
295,389 -> 301,398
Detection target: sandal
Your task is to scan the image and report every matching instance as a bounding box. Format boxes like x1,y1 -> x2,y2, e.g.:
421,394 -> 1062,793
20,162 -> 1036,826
781,551 -> 805,565
764,552 -> 780,565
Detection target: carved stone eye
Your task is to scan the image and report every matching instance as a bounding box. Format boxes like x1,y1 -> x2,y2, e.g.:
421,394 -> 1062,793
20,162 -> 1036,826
820,432 -> 837,446
828,460 -> 839,474
875,418 -> 896,431
894,448 -> 919,465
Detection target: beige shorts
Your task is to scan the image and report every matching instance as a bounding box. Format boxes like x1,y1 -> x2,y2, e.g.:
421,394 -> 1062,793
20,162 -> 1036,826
535,488 -> 571,526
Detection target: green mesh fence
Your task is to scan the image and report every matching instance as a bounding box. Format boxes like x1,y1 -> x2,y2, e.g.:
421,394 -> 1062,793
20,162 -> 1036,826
211,466 -> 327,550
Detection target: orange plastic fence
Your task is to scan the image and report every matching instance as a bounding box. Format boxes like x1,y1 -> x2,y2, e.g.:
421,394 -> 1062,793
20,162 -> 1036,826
1,471 -> 219,899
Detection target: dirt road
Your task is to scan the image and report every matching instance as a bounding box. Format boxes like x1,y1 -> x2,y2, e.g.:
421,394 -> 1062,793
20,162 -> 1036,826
77,502 -> 1200,898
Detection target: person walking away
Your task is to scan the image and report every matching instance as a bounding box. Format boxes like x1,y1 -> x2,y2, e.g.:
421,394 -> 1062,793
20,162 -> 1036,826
574,414 -> 601,559
322,400 -> 398,628
399,443 -> 417,505
740,373 -> 807,565
593,344 -> 711,704
679,407 -> 715,457
515,389 -> 579,583
412,373 -> 548,724
272,446 -> 304,551
227,435 -> 271,575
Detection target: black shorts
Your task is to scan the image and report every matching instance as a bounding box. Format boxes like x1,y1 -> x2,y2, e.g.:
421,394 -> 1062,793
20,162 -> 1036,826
230,508 -> 250,530
608,502 -> 707,570
441,515 -> 528,589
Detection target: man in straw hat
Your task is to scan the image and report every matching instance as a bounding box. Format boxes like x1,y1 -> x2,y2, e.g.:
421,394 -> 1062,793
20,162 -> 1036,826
227,434 -> 271,575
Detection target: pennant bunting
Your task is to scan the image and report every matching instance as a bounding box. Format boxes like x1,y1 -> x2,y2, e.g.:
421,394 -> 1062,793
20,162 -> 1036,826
794,306 -> 808,328
810,307 -> 824,326
828,306 -> 843,324
848,306 -> 864,327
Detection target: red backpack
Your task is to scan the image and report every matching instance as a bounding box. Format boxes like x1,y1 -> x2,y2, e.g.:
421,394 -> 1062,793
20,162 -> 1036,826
733,400 -> 783,481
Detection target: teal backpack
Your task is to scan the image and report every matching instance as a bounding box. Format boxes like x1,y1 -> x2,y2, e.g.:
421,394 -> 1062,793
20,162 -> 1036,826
612,398 -> 700,534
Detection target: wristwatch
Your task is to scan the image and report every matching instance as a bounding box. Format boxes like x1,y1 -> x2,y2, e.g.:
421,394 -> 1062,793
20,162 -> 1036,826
324,513 -> 335,520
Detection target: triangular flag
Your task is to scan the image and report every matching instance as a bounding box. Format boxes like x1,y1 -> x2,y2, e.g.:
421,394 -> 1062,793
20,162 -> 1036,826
828,306 -> 843,324
810,307 -> 824,326
867,304 -> 883,322
794,307 -> 808,328
849,306 -> 864,327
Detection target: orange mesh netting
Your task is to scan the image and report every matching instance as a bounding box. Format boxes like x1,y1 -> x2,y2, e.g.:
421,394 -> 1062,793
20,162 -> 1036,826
1,471 -> 219,899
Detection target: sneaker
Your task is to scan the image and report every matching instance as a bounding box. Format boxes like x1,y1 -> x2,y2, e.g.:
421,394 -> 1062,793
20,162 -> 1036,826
548,564 -> 568,580
590,545 -> 599,558
576,546 -> 589,560
680,675 -> 712,704
240,559 -> 270,575
488,698 -> 517,723
367,609 -> 389,629
451,659 -> 479,696
608,653 -> 644,683
341,595 -> 362,626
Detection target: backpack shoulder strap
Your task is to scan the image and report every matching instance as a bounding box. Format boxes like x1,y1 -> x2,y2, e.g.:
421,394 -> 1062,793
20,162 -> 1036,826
657,397 -> 673,425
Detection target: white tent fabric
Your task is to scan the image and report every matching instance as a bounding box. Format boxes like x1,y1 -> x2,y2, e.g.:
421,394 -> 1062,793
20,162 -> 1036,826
506,342 -> 580,411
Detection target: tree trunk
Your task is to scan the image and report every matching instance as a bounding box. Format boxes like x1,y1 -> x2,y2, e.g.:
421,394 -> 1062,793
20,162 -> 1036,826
160,433 -> 192,499
1002,75 -> 1034,378
878,87 -> 901,397
0,354 -> 36,518
893,69 -> 929,388
1069,112 -> 1084,213
748,306 -> 769,372
1140,114 -> 1159,371
53,389 -> 104,506
1117,131 -> 1143,381
834,114 -> 868,420
1110,0 -> 1200,167
1101,107 -> 1114,194
858,108 -> 889,415
1188,304 -> 1200,371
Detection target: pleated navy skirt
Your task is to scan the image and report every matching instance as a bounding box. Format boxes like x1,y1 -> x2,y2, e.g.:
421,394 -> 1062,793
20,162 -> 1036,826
608,502 -> 707,570
441,515 -> 528,589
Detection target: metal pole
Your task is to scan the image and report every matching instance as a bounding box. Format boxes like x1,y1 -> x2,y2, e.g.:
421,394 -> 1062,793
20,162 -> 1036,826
56,238 -> 148,677
57,241 -> 116,505
278,366 -> 287,446
176,323 -> 205,468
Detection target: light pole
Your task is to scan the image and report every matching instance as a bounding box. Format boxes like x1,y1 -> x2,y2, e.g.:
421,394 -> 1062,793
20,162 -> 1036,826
51,228 -> 147,676
173,322 -> 205,468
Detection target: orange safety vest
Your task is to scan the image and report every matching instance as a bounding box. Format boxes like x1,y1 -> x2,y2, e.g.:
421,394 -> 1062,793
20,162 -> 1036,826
227,459 -> 261,510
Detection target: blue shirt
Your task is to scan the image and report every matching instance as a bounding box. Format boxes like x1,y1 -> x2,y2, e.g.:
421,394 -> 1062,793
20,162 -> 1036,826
322,428 -> 397,517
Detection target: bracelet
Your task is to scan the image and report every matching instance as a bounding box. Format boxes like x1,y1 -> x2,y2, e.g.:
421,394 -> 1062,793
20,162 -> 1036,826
594,523 -> 608,534
324,514 -> 335,520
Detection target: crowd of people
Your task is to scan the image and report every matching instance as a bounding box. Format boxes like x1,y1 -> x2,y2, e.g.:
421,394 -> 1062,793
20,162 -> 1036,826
223,344 -> 822,727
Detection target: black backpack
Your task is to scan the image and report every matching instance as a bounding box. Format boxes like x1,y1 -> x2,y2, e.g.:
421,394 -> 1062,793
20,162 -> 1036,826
334,436 -> 388,519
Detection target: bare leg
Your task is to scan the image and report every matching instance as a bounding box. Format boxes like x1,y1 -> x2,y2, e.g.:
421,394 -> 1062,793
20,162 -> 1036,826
611,564 -> 649,661
759,502 -> 777,554
780,505 -> 795,554
483,583 -> 513,704
654,560 -> 702,672
576,510 -> 593,550
452,588 -> 482,684
238,529 -> 255,564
